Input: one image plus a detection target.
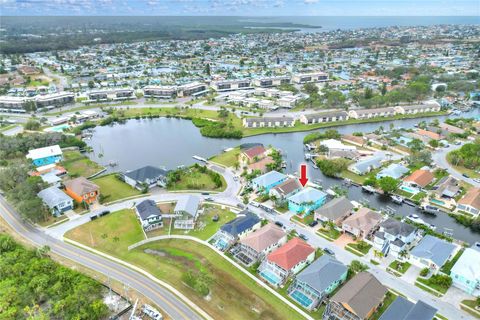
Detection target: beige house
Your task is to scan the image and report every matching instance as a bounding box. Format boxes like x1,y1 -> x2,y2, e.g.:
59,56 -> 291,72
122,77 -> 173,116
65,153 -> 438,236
394,102 -> 441,115
243,117 -> 295,128
342,208 -> 383,239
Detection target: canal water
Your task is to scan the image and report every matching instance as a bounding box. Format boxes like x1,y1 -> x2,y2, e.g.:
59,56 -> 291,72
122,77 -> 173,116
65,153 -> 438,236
86,109 -> 480,244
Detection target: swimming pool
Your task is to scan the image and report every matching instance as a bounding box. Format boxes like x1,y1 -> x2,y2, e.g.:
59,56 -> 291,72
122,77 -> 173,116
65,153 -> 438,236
430,199 -> 446,206
260,270 -> 282,286
214,239 -> 229,251
290,290 -> 314,308
44,124 -> 70,132
400,185 -> 419,194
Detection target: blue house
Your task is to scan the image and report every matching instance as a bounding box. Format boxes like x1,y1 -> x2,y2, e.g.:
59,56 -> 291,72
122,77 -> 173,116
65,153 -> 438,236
27,145 -> 63,167
251,171 -> 288,193
450,248 -> 480,296
376,163 -> 409,180
288,187 -> 327,214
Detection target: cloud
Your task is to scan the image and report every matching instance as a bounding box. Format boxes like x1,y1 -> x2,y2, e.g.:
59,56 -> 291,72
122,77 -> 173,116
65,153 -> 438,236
304,0 -> 319,3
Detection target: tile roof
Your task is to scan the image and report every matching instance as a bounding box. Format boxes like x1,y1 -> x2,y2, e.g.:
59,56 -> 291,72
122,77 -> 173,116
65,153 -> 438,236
295,255 -> 347,294
220,211 -> 261,237
315,196 -> 353,221
239,223 -> 285,252
64,177 -> 99,195
331,272 -> 387,319
416,129 -> 441,140
403,170 -> 434,188
379,297 -> 437,320
267,238 -> 315,270
271,178 -> 301,197
410,235 -> 456,267
342,208 -> 383,233
458,187 -> 480,210
243,145 -> 266,159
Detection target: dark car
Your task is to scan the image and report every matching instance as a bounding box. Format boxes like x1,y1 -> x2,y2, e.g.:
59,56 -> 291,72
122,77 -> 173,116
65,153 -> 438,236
308,220 -> 319,227
324,248 -> 335,256
462,173 -> 469,178
299,234 -> 308,241
274,221 -> 283,228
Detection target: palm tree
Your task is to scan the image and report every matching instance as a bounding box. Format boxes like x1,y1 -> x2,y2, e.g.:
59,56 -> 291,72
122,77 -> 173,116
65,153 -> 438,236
399,249 -> 408,261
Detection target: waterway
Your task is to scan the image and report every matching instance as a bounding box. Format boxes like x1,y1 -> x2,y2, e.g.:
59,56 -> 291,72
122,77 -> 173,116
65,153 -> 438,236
87,109 -> 480,244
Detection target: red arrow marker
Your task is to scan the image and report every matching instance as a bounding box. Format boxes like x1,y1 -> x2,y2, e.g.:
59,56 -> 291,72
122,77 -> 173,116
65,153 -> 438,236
299,164 -> 308,187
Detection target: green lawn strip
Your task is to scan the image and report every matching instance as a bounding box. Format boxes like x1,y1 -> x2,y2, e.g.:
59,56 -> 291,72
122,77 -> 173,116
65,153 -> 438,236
167,166 -> 227,192
388,260 -> 411,276
65,209 -> 304,320
316,227 -> 340,241
91,174 -> 142,202
460,299 -> 480,319
345,246 -> 364,257
37,215 -> 69,228
209,147 -> 241,168
370,259 -> 380,265
416,276 -> 450,296
0,124 -> 17,132
62,150 -> 105,178
412,191 -> 427,202
346,242 -> 372,255
370,291 -> 398,320
291,214 -> 314,226
435,314 -> 449,320
340,170 -> 367,185
440,248 -> 464,275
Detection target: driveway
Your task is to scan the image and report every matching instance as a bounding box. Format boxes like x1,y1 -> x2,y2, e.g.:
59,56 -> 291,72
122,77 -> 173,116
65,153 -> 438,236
333,233 -> 355,248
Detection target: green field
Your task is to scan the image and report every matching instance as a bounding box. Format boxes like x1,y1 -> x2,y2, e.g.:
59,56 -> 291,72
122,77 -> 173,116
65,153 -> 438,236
388,260 -> 411,275
209,147 -> 241,168
65,209 -> 304,320
345,242 -> 372,256
92,174 -> 142,202
62,150 -> 105,177
167,166 -> 227,192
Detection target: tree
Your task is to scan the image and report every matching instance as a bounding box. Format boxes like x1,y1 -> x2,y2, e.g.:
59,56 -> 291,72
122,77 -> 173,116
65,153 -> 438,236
378,177 -> 399,194
88,80 -> 95,89
407,138 -> 424,152
303,83 -> 319,95
24,119 -> 41,131
349,260 -> 369,274
205,63 -> 211,76
381,83 -> 387,96
316,159 -> 349,177
364,87 -> 374,99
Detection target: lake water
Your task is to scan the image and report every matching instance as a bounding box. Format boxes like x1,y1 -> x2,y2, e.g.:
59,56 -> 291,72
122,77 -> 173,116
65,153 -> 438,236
87,109 -> 480,244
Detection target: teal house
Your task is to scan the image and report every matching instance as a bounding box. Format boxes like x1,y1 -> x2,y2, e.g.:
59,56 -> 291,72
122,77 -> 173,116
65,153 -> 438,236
288,187 -> 327,214
450,248 -> 480,296
251,171 -> 288,193
26,145 -> 63,167
288,255 -> 347,310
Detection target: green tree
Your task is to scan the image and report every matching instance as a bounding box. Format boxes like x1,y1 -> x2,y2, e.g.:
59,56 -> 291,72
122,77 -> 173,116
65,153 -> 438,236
378,177 -> 399,194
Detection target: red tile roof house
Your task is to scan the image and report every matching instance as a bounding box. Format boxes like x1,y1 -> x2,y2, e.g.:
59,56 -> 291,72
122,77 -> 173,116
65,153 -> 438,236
403,169 -> 435,189
416,129 -> 442,141
257,238 -> 315,287
240,145 -> 267,165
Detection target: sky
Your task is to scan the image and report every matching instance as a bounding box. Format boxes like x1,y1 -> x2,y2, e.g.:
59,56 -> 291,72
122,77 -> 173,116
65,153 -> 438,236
1,0 -> 479,16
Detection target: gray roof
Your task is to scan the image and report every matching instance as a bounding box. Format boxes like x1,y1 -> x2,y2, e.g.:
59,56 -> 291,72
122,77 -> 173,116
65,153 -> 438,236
353,155 -> 383,174
38,186 -> 72,209
174,195 -> 200,217
304,111 -> 348,120
245,116 -> 294,124
380,218 -> 416,237
124,165 -> 168,183
295,255 -> 347,294
220,211 -> 261,237
379,297 -> 437,320
315,196 -> 353,221
135,199 -> 162,220
410,235 -> 456,267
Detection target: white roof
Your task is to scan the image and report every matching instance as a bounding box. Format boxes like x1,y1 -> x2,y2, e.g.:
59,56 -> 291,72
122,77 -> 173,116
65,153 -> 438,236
27,145 -> 62,160
451,248 -> 480,281
320,139 -> 357,151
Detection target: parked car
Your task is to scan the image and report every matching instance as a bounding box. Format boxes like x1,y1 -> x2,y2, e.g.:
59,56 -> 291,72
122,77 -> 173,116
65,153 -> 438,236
249,201 -> 260,208
473,178 -> 480,184
274,221 -> 284,228
324,248 -> 335,256
462,173 -> 469,178
299,234 -> 308,241
205,197 -> 214,201
308,220 -> 318,227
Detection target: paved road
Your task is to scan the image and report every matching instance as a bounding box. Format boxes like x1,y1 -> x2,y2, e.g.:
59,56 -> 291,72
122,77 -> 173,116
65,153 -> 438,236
0,196 -> 204,320
432,143 -> 480,187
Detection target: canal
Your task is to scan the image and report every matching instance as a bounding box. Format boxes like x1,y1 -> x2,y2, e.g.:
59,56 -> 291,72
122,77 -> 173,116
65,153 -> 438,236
86,109 -> 480,244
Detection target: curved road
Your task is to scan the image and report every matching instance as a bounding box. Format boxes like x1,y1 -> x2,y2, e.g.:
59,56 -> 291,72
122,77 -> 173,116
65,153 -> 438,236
0,196 -> 204,320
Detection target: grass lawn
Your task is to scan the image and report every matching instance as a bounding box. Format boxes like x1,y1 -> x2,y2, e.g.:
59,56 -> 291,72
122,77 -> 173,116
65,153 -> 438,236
341,170 -> 367,185
441,249 -> 464,275
65,209 -> 304,320
92,174 -> 142,202
346,241 -> 372,256
395,189 -> 414,199
461,299 -> 480,319
446,155 -> 480,179
62,150 -> 105,178
291,214 -> 314,226
370,291 -> 398,320
209,147 -> 241,168
37,214 -> 69,227
416,276 -> 451,295
167,166 -> 227,192
412,191 -> 427,202
317,226 -> 341,241
388,260 -> 411,275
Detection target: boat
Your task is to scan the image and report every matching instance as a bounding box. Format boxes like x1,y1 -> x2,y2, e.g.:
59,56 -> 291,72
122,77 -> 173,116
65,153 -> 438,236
391,195 -> 403,204
362,185 -> 376,193
405,214 -> 436,230
421,205 -> 439,216
192,155 -> 207,163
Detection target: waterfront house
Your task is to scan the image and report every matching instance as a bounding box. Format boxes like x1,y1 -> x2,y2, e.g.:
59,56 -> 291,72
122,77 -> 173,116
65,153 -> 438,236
288,255 -> 347,310
240,145 -> 267,164
258,238 -> 315,287
409,235 -> 456,272
348,155 -> 384,175
235,223 -> 287,266
299,111 -> 348,125
348,107 -> 395,119
319,139 -> 357,159
173,195 -> 200,230
438,122 -> 465,135
269,178 -> 302,201
211,211 -> 261,251
251,171 -> 288,193
373,218 -> 416,257
323,272 -> 387,320
394,103 -> 441,115
135,199 -> 163,231
450,248 -> 480,296
27,145 -> 63,167
403,169 -> 434,189
456,188 -> 480,217
287,187 -> 328,215
376,163 -> 409,180
64,177 -> 99,205
124,165 -> 168,189
38,186 -> 74,216
314,196 -> 353,226
242,117 -> 295,128
342,208 -> 383,239
433,176 -> 460,199
379,297 -> 438,320
247,156 -> 275,174
416,129 -> 442,141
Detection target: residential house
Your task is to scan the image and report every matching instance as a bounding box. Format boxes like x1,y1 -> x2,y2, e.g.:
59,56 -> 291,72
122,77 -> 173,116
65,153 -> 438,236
211,211 -> 262,251
299,111 -> 348,125
173,196 -> 200,229
319,139 -> 357,159
373,218 -> 416,257
342,208 -> 383,239
64,177 -> 99,205
26,145 -> 63,167
269,178 -> 302,201
438,123 -> 465,136
403,169 -> 435,189
247,156 -> 275,174
409,235 -> 456,272
242,117 -> 295,128
348,155 -> 384,175
287,187 -> 328,214
38,186 -> 74,216
314,196 -> 353,226
124,165 -> 168,189
240,145 -> 267,164
288,255 -> 348,310
416,129 -> 442,141
379,297 -> 438,320
251,170 -> 288,193
450,248 -> 480,296
394,103 -> 441,115
235,223 -> 287,266
135,199 -> 163,231
456,188 -> 480,217
433,176 -> 460,199
258,238 -> 315,287
323,272 -> 387,320
348,107 -> 395,119
376,163 -> 409,180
